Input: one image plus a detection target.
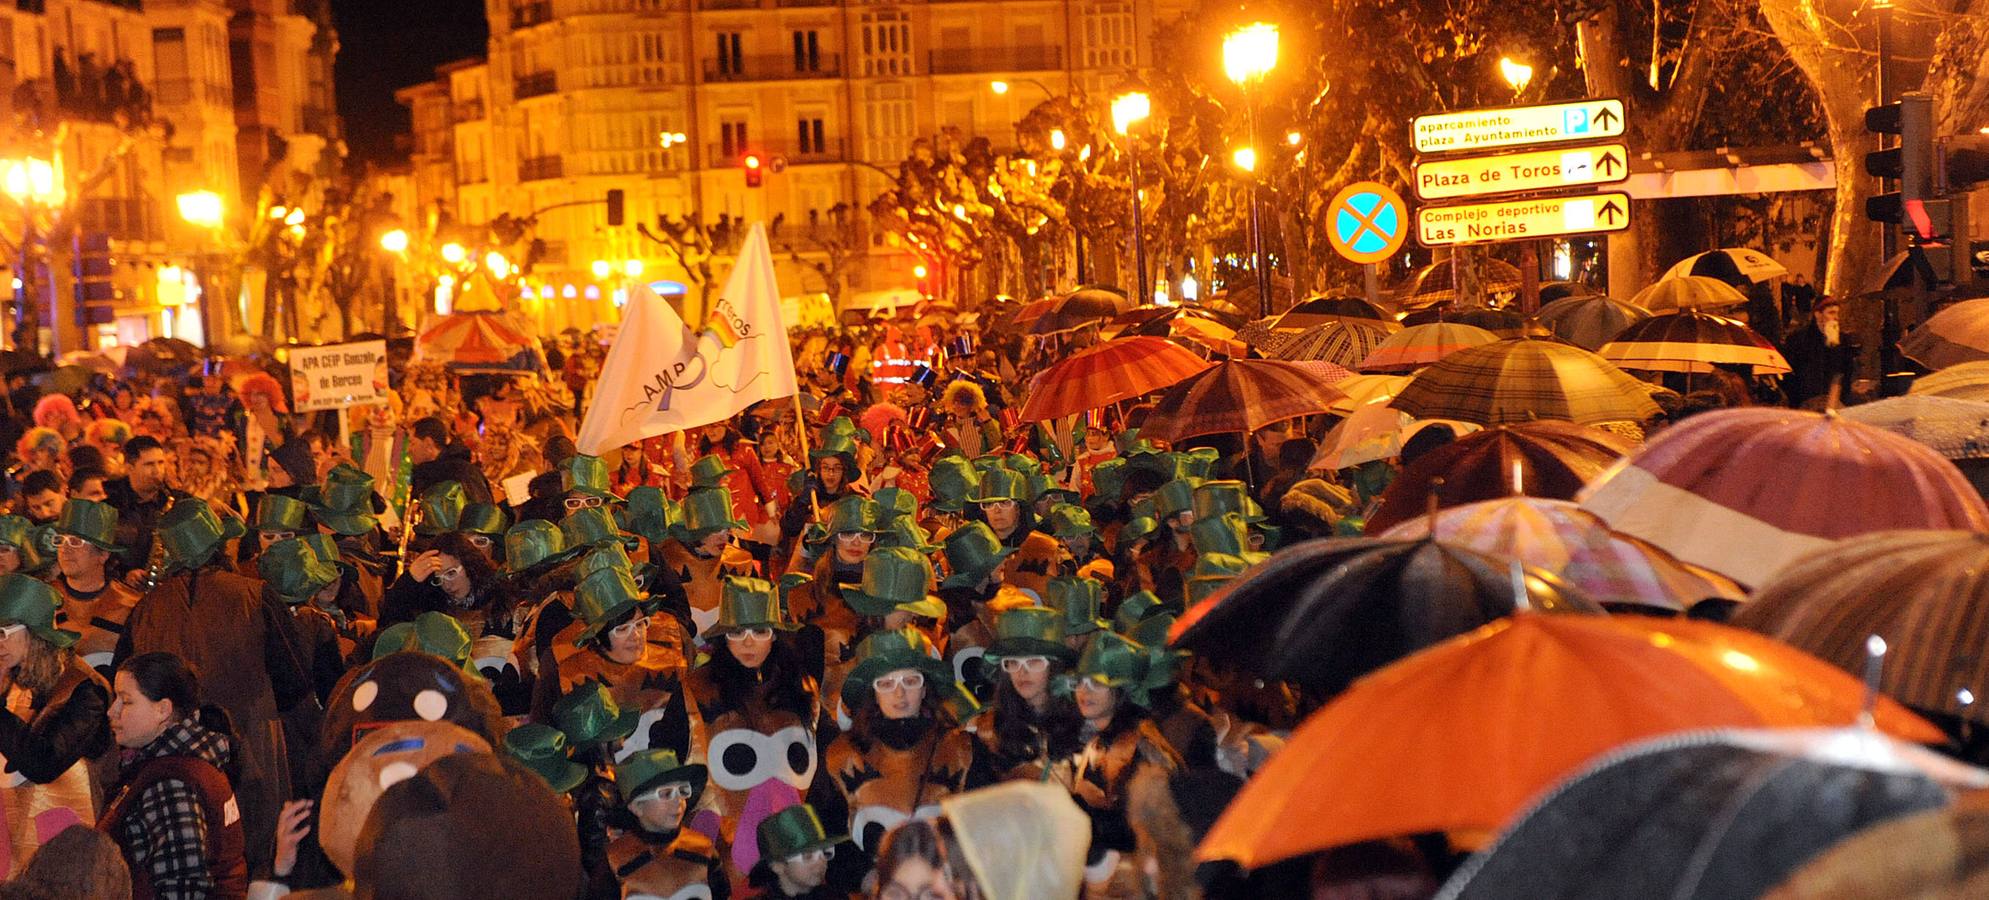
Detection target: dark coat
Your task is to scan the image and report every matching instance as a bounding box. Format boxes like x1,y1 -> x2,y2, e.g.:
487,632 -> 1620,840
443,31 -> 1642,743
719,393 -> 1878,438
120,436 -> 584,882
1782,322 -> 1858,407
411,445 -> 491,504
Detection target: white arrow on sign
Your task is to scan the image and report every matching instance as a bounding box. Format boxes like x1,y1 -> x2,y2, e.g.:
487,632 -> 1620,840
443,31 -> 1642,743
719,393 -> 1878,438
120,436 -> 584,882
1413,99 -> 1626,155
1416,192 -> 1631,247
1413,143 -> 1631,201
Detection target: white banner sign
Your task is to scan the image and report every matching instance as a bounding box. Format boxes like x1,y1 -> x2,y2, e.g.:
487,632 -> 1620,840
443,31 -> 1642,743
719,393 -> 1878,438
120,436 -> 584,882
288,340 -> 387,412
1413,99 -> 1626,155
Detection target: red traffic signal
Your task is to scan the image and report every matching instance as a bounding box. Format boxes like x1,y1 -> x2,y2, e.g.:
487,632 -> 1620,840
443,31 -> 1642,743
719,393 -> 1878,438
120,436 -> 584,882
743,154 -> 763,188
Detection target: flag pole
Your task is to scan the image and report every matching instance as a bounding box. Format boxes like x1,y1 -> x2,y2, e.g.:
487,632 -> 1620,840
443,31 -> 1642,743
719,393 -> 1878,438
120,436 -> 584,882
790,393 -> 820,519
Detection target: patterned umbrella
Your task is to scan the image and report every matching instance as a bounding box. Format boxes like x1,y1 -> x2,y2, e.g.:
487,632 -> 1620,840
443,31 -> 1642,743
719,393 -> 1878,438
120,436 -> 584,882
1139,359 -> 1348,442
1391,338 -> 1662,427
1106,305 -> 1244,338
1401,258 -> 1523,310
1380,497 -> 1744,610
1660,247 -> 1789,285
1579,408 -> 1989,586
998,296 -> 1060,332
1016,336 -> 1210,422
1029,285 -> 1134,335
1266,319 -> 1395,365
1325,374 -> 1411,416
1365,421 -> 1635,533
1314,405 -> 1481,469
1235,317 -> 1282,349
1736,530 -> 1989,724
1901,298 -> 1989,370
1273,293 -> 1396,331
1358,323 -> 1500,373
1910,360 -> 1989,401
1598,310 -> 1791,375
414,311 -> 544,374
1838,395 -> 1989,460
1629,275 -> 1748,312
1536,293 -> 1651,351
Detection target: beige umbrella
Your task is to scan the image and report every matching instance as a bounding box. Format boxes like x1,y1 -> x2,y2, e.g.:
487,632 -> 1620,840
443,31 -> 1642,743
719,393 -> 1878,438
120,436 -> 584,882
1629,275 -> 1748,312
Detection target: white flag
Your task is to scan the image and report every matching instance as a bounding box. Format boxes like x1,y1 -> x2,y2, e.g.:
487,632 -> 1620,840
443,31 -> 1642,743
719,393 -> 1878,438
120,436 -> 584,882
576,223 -> 799,455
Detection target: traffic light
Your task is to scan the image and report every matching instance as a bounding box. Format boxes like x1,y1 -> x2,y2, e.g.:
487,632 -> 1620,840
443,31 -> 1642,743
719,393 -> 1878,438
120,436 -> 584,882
75,233 -> 114,325
1940,134 -> 1989,195
1864,92 -> 1935,237
743,154 -> 763,188
605,189 -> 625,227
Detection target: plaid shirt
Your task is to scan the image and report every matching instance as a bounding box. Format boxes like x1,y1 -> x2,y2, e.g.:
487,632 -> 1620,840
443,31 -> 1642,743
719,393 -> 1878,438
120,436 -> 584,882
118,721 -> 233,900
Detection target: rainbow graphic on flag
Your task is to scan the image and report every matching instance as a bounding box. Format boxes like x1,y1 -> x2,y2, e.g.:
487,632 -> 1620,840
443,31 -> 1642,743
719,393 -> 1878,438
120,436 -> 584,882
707,301 -> 745,348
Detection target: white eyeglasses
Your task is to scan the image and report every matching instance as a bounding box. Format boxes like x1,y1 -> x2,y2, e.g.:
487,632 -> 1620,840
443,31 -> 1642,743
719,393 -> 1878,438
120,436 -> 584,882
1000,656 -> 1050,674
788,846 -> 835,865
563,496 -> 605,510
260,530 -> 296,542
53,535 -> 95,550
609,618 -> 645,639
872,671 -> 925,693
0,624 -> 26,639
429,566 -> 463,585
633,782 -> 696,804
1074,675 -> 1113,693
466,534 -> 494,549
834,531 -> 877,544
725,626 -> 774,642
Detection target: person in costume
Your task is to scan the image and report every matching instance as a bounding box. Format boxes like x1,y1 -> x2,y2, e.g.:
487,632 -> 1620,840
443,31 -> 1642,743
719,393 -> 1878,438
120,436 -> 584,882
781,494 -> 881,675
240,492 -> 309,570
827,547 -> 949,711
559,454 -> 624,515
970,606 -> 1083,786
0,515 -> 43,577
747,804 -> 847,900
607,749 -> 727,900
1045,502 -> 1111,581
777,430 -> 861,554
553,680 -> 645,899
965,467 -> 1060,600
933,523 -> 1022,698
544,561 -> 690,757
919,456 -> 977,539
382,530 -> 511,640
1046,575 -> 1110,657
1137,477 -> 1203,606
295,533 -> 377,667
0,574 -> 109,872
309,463 -> 389,615
47,499 -> 140,678
257,538 -> 350,705
938,381 -> 1003,459
1069,631 -> 1182,893
655,487 -> 760,638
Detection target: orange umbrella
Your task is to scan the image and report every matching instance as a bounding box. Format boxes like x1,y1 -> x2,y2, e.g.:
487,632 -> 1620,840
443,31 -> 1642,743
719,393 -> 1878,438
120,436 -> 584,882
1017,336 -> 1210,422
1195,613 -> 1943,870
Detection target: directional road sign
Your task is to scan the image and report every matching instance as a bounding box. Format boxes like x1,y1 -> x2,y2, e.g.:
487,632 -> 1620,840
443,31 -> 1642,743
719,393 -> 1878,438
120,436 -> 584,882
1413,143 -> 1630,201
1413,99 -> 1626,155
1416,192 -> 1631,247
1325,181 -> 1410,264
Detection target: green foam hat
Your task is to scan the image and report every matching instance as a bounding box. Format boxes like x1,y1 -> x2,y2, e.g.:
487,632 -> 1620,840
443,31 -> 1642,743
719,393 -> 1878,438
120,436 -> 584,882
1166,448 -> 1221,481
809,431 -> 859,465
1117,516 -> 1160,552
259,538 -> 340,605
561,506 -> 636,551
757,805 -> 847,863
1090,458 -> 1127,504
1046,576 -> 1108,635
0,573 -> 76,648
552,680 -> 639,747
821,495 -> 883,535
624,487 -> 682,544
459,503 -> 508,537
1046,503 -> 1095,539
970,467 -> 1028,504
839,546 -> 945,619
681,486 -> 746,536
1075,631 -> 1153,707
878,516 -> 939,555
570,566 -> 648,646
938,522 -> 1014,590
688,454 -> 736,489
701,576 -> 796,637
613,748 -> 708,806
1187,552 -> 1262,604
155,499 -> 246,573
871,487 -> 919,526
504,520 -> 575,574
299,534 -> 345,572
985,606 -> 1075,665
840,626 -> 953,711
577,544 -> 633,580
314,464 -> 379,535
1112,590 -> 1180,637
1191,512 -> 1251,557
252,493 -> 310,533
927,458 -> 979,513
414,482 -> 467,536
53,499 -> 121,552
1154,478 -> 1204,521
0,516 -> 46,573
560,454 -> 624,501
1192,480 -> 1266,524
503,723 -> 587,794
371,611 -> 475,671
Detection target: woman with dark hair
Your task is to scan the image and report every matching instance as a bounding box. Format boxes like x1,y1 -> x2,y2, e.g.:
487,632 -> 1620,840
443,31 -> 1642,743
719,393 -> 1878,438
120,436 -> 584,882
969,607 -> 1082,784
380,530 -> 509,638
99,651 -> 247,900
873,817 -> 980,900
0,574 -> 110,872
778,432 -> 861,555
1070,632 -> 1181,895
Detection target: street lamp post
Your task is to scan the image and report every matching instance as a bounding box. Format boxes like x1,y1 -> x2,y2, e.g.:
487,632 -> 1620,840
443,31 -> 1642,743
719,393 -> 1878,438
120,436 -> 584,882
1500,56 -> 1543,312
175,190 -> 224,349
3,156 -> 60,353
1112,88 -> 1152,305
1224,22 -> 1278,317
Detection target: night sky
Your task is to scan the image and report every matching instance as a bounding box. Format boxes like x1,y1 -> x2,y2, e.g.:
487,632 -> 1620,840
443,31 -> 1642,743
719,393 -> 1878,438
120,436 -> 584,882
332,0 -> 488,166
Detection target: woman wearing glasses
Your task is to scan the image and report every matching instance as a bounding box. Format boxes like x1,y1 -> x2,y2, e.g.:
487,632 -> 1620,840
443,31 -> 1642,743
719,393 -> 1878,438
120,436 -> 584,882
380,531 -> 508,640
748,804 -> 846,899
969,607 -> 1083,785
0,573 -> 110,873
47,499 -> 139,677
782,494 -> 882,675
965,467 -> 1062,601
1069,631 -> 1181,894
605,748 -> 727,900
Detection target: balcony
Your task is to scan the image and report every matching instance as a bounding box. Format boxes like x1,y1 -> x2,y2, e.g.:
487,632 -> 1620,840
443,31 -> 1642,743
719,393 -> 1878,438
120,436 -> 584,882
453,98 -> 486,122
703,52 -> 842,82
153,78 -> 231,107
708,137 -> 847,167
519,155 -> 564,181
79,197 -> 162,243
926,44 -> 1061,75
514,71 -> 558,100
511,1 -> 553,28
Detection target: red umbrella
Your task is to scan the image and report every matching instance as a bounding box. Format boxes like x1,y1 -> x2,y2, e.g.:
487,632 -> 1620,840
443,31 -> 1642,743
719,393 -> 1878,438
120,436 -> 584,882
1138,359 -> 1347,442
1017,336 -> 1210,422
1358,323 -> 1501,373
1365,421 -> 1635,534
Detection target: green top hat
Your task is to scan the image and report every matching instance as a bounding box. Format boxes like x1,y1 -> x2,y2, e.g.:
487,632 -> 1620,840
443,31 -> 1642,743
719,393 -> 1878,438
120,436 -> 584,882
1187,552 -> 1263,604
460,503 -> 508,537
1154,478 -> 1204,521
681,486 -> 746,536
414,482 -> 467,536
701,576 -> 796,638
1128,612 -> 1179,653
315,463 -> 379,535
561,506 -> 635,551
1076,631 -> 1154,707
1117,516 -> 1160,552
927,458 -> 979,514
252,493 -> 309,533
820,495 -> 883,536
300,533 -> 345,572
1193,480 -> 1266,524
809,431 -> 859,465
969,454 -> 1007,476
985,606 -> 1076,665
841,626 -> 954,711
1191,513 -> 1250,558
54,499 -> 122,552
1165,448 -> 1221,481
777,572 -> 812,613
552,681 -> 639,747
1115,428 -> 1153,456
1046,504 -> 1095,539
938,522 -> 1015,590
624,487 -> 681,544
1112,591 -> 1180,637
1004,454 -> 1042,479
561,455 -> 623,501
156,499 -> 246,573
259,538 -> 339,605
577,544 -> 633,580
970,468 -> 1028,504
503,723 -> 587,794
840,547 -> 945,619
371,611 -> 475,670
0,573 -> 77,648
757,805 -> 847,863
1091,459 -> 1127,504
571,566 -> 648,647
823,415 -> 858,440
613,748 -> 708,807
0,516 -> 46,572
878,516 -> 939,555
504,520 -> 574,574
1046,576 -> 1108,635
688,454 -> 736,490
871,487 -> 919,526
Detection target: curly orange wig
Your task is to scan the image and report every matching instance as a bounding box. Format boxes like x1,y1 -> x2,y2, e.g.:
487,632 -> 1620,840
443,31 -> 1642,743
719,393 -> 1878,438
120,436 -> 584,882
238,372 -> 289,413
941,379 -> 987,412
15,426 -> 62,461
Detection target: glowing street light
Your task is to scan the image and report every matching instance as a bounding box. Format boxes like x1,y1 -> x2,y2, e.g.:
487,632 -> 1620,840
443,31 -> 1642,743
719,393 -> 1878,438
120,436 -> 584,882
1110,90 -> 1151,136
1222,22 -> 1280,87
913,263 -> 929,279
1286,130 -> 1304,146
378,228 -> 410,254
623,259 -> 644,278
989,80 -> 1010,95
1049,129 -> 1067,151
1231,146 -> 1258,172
3,158 -> 60,206
591,259 -> 612,279
1499,56 -> 1534,94
485,251 -> 513,280
268,205 -> 288,221
175,190 -> 224,229
284,207 -> 306,227
1113,85 -> 1154,307
440,242 -> 467,264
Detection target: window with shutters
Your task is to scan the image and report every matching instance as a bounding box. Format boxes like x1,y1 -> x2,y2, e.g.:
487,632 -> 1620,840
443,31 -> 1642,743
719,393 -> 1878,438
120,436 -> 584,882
1082,2 -> 1134,69
797,116 -> 825,154
793,30 -> 821,73
720,120 -> 748,159
860,11 -> 912,77
714,32 -> 743,76
862,82 -> 913,161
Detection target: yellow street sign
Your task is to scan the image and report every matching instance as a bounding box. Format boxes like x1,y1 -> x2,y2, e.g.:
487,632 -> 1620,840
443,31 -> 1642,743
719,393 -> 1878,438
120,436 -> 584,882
1413,143 -> 1630,201
1416,192 -> 1631,247
1413,99 -> 1626,155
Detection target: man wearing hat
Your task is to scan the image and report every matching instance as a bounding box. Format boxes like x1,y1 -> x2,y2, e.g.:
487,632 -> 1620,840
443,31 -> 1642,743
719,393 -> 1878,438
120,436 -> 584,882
259,537 -> 350,702
240,492 -> 310,571
1136,477 -> 1204,606
920,455 -> 978,538
606,748 -> 724,899
46,498 -> 138,675
972,466 -> 1063,600
750,804 -> 847,899
1047,502 -> 1112,580
116,497 -> 314,874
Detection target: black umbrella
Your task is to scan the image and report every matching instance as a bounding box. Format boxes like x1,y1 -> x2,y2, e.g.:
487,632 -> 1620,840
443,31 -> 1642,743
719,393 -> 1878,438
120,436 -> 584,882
1437,728 -> 1985,900
1173,537 -> 1599,696
1273,293 -> 1394,331
122,337 -> 204,377
1029,285 -> 1134,335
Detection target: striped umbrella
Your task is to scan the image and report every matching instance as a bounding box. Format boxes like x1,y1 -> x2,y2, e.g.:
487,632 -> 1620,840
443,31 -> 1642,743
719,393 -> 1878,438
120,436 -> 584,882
1391,338 -> 1662,427
1017,336 -> 1210,422
1359,323 -> 1500,373
1139,359 -> 1348,442
1364,421 -> 1636,534
1379,497 -> 1744,611
1401,258 -> 1523,310
1661,248 -> 1789,285
1910,360 -> 1989,401
1629,275 -> 1748,312
998,296 -> 1060,332
1536,294 -> 1651,351
1735,530 -> 1989,724
1267,319 -> 1395,365
414,311 -> 543,374
1273,293 -> 1396,331
1838,395 -> 1989,461
1598,310 -> 1790,375
1325,374 -> 1411,415
1901,298 -> 1989,369
1579,408 -> 1989,587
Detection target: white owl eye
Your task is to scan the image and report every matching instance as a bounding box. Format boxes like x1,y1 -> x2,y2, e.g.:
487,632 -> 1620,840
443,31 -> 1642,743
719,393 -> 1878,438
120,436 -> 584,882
352,680 -> 379,712
378,761 -> 419,790
413,689 -> 448,721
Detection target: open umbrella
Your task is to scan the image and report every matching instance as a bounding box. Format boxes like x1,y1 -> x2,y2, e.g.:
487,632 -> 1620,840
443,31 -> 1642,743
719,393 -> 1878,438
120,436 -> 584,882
1902,298 -> 1989,370
1263,319 -> 1394,365
1380,497 -> 1743,610
1358,323 -> 1500,373
1172,538 -> 1600,697
1325,374 -> 1412,416
1837,395 -> 1989,461
1439,306 -> 1535,338
1910,360 -> 1989,402
1105,305 -> 1243,338
1196,617 -> 1947,871
1535,293 -> 1652,351
1436,728 -> 1978,900
1580,408 -> 1989,587
997,296 -> 1060,333
415,311 -> 545,374
1016,336 -> 1210,422
122,337 -> 204,377
1630,274 -> 1748,312
1538,281 -> 1596,304
1137,359 -> 1348,443
1401,258 -> 1523,310
1736,530 -> 1989,725
1272,293 -> 1395,331
1598,309 -> 1791,374
1313,404 -> 1479,469
1661,248 -> 1790,285
1769,790 -> 1989,898
1364,421 -> 1636,533
1029,285 -> 1134,334
1391,337 -> 1662,427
